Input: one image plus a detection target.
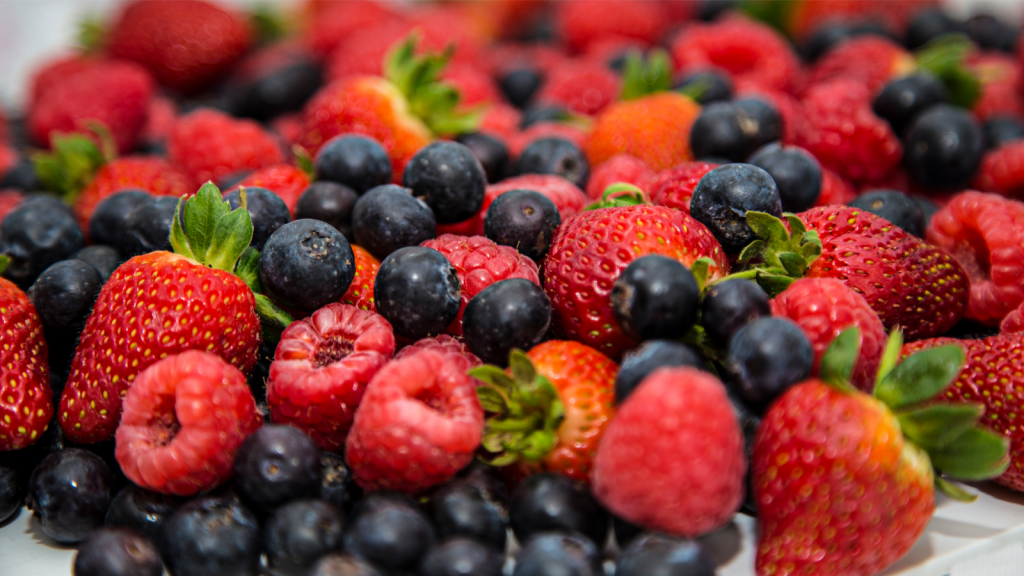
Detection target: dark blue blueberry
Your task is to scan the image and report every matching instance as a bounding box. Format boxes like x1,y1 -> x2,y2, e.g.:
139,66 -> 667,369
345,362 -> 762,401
0,156 -> 42,192
690,102 -> 765,163
74,527 -> 162,576
801,21 -> 894,62
344,491 -> 436,574
849,190 -> 926,237
984,117 -> 1024,150
351,184 -> 437,260
105,484 -> 183,544
456,132 -> 510,183
611,255 -> 700,342
690,163 -> 783,252
72,245 -> 121,281
319,452 -> 361,516
0,196 -> 84,289
516,137 -> 589,189
483,188 -> 561,262
295,182 -> 359,242
228,50 -> 322,121
905,9 -> 960,50
613,515 -> 643,549
233,424 -> 322,512
265,499 -> 345,576
512,532 -> 602,576
223,186 -> 291,251
217,171 -> 252,191
374,246 -> 461,340
309,554 -> 383,576
509,473 -> 608,547
735,99 -> 782,147
419,538 -> 504,576
615,340 -> 704,404
725,383 -> 762,515
27,448 -> 115,543
747,143 -> 822,212
500,69 -> 543,109
904,104 -> 984,191
123,196 -> 179,257
699,0 -> 735,21
726,317 -> 813,413
159,496 -> 261,576
701,279 -> 772,348
616,534 -> 716,576
28,259 -> 103,330
463,278 -> 551,366
520,105 -> 571,129
428,481 -> 508,551
403,141 -> 487,224
0,462 -> 19,524
315,135 -> 393,194
872,74 -> 949,136
914,195 -> 941,228
88,189 -> 152,250
259,219 -> 355,313
454,461 -> 509,510
675,70 -> 733,104
964,14 -> 1019,54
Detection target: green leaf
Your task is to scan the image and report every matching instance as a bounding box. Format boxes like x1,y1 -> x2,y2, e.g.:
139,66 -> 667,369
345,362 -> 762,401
935,477 -> 978,503
32,133 -> 106,200
169,196 -> 195,261
476,386 -> 509,413
915,34 -> 981,109
583,183 -> 647,211
737,239 -> 766,264
254,294 -> 293,345
746,211 -> 790,247
622,49 -> 672,100
509,350 -> 536,384
520,430 -> 558,461
480,451 -> 520,467
875,329 -> 905,389
820,327 -> 860,391
875,345 -> 964,410
898,404 -> 985,449
293,145 -> 314,179
929,427 -> 1010,481
234,247 -> 263,293
798,238 -> 822,263
467,366 -> 515,390
689,257 -> 712,292
76,14 -> 105,53
183,182 -> 230,262
755,271 -> 794,297
784,213 -> 807,239
777,251 -> 806,277
0,254 -> 8,276
206,202 -> 254,272
249,3 -> 290,44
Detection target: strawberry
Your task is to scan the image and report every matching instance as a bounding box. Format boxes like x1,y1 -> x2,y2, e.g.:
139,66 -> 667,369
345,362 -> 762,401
585,154 -> 656,201
341,245 -> 381,312
755,329 -> 1009,576
544,205 -> 729,358
478,103 -> 521,142
0,255 -> 51,451
471,342 -> 617,483
968,52 -> 1024,121
168,108 -> 286,186
649,161 -> 719,214
974,140 -> 1024,198
231,164 -> 310,215
438,174 -> 587,237
74,156 -> 195,232
802,36 -> 915,95
555,0 -> 670,53
535,59 -> 621,117
29,54 -> 102,104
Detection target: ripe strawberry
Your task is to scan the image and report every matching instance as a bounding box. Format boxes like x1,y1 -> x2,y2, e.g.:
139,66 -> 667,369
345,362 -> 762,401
974,140 -> 1024,198
478,103 -> 521,142
58,184 -> 270,444
74,156 -> 195,232
968,53 -> 1024,121
471,342 -> 617,483
267,304 -> 395,451
345,348 -> 484,493
29,54 -> 102,104
585,154 -> 656,201
535,60 -> 621,117
308,0 -> 403,59
231,164 -> 310,215
592,367 -> 744,537
802,36 -> 915,95
140,95 -> 177,149
815,166 -> 857,207
649,161 -> 719,214
168,108 -> 286,186
420,234 -> 540,336
584,92 -> 700,171
341,245 -> 381,312
114,351 -> 261,495
556,0 -> 670,52
107,0 -> 252,94
438,174 -> 587,237
926,191 -> 1024,325
0,256 -> 51,451
544,205 -> 728,358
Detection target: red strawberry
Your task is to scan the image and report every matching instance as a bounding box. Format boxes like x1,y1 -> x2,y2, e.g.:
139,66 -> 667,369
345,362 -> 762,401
267,304 -> 395,451
592,367 -> 744,537
441,64 -> 501,107
29,54 -> 102,104
438,174 -> 587,237
649,161 -> 719,214
969,52 -> 1024,122
479,103 -> 521,142
308,0 -> 403,59
973,140 -> 1024,198
345,348 -> 484,493
168,108 -> 286,186
556,0 -> 670,52
114,351 -> 261,495
586,154 -> 656,201
140,95 -> 177,149
271,113 -> 305,148
535,60 -> 621,117
107,0 -> 252,94
74,156 -> 195,232
420,235 -> 540,336
802,36 -> 914,95
232,164 -> 310,215
544,205 -> 728,358
815,167 -> 857,207
341,245 -> 381,312
926,191 -> 1024,325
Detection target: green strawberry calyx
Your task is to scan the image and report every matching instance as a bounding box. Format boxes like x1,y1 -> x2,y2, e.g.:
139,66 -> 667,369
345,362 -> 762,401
469,349 -> 566,467
621,49 -> 673,101
0,254 -> 9,276
583,183 -> 648,211
32,125 -> 117,204
821,327 -> 1010,501
915,33 -> 981,110
713,211 -> 822,296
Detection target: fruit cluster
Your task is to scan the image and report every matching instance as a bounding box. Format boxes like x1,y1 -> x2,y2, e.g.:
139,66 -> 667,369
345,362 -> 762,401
1,1 -> 1024,576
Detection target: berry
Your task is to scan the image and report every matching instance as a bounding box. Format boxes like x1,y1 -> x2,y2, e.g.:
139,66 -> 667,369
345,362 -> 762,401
0,464 -> 19,523
315,135 -> 393,194
73,527 -> 162,576
800,21 -> 893,62
319,452 -> 362,515
585,154 -> 656,201
906,9 -> 960,49
483,189 -> 561,262
615,340 -> 703,403
904,105 -> 984,191
1,196 -> 84,289
89,189 -> 151,249
428,481 -> 508,551
374,246 -> 461,340
804,36 -> 913,95
309,555 -> 384,576
456,132 -> 510,184
616,534 -> 716,576
675,69 -> 734,104
611,255 -> 699,342
688,102 -> 764,163
265,499 -> 345,576
964,14 -> 1019,53
233,424 -> 322,511
259,219 -> 354,313
848,189 -> 926,237
72,246 -> 120,282
267,303 -> 395,450
509,473 -> 608,547
535,59 -> 621,117
344,491 -> 437,573
648,161 -> 719,214
974,140 -> 1024,196
517,138 -> 591,191
735,98 -> 783,149
123,196 -> 178,257
28,259 -> 103,332
168,108 -> 285,186
873,73 -> 949,136
74,157 -> 194,232
0,158 -> 39,193
440,174 -> 586,238
160,496 -> 261,576
701,279 -> 772,348
815,167 -> 857,207
225,190 -> 291,254
227,43 -> 322,122
233,164 -> 311,215
403,141 -> 487,225
726,317 -> 814,411
0,269 -> 51,452
512,533 -> 603,576
748,143 -> 823,213
556,0 -> 668,52
27,448 -> 115,543
419,538 -> 504,576
463,279 -> 551,366
295,182 -> 359,241
690,163 -> 783,252
352,185 -> 437,260
104,485 -> 182,543
584,92 -> 701,171
984,117 -> 1024,150
341,245 -> 380,312
500,68 -> 543,109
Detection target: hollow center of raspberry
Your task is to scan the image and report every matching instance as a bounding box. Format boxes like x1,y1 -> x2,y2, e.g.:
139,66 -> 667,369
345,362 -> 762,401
153,405 -> 181,448
951,228 -> 991,282
314,336 -> 354,367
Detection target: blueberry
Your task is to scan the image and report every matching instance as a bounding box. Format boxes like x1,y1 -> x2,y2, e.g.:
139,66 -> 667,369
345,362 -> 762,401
105,485 -> 183,544
483,188 -> 561,262
616,534 -> 716,576
615,340 -> 704,404
344,492 -> 436,573
872,74 -> 949,136
309,554 -> 384,576
690,163 -> 783,252
726,383 -> 762,515
74,527 -> 162,576
89,189 -> 152,250
28,259 -> 103,330
295,182 -> 359,242
223,186 -> 291,251
509,473 -> 608,547
611,255 -> 700,342
228,52 -> 322,121
0,462 -> 19,524
265,499 -> 345,576
374,246 -> 461,340
747,143 -> 822,212
963,14 -> 1019,54
454,461 -> 509,511
351,184 -> 437,260
735,98 -> 782,147
233,424 -> 322,512
0,156 -> 42,192
512,532 -> 603,576
905,9 -> 960,50
0,196 -> 85,289
701,279 -> 772,347
983,117 -> 1024,150
689,102 -> 764,163
801,21 -> 893,61
259,219 -> 355,313
675,70 -> 733,104
319,452 -> 362,516
520,105 -> 570,129
27,448 -> 115,543
456,132 -> 510,183
849,190 -> 926,237
428,480 -> 508,551
159,496 -> 261,576
315,135 -> 393,194
613,515 -> 643,549
217,171 -> 252,191
726,317 -> 814,412
72,245 -> 122,281
123,196 -> 179,257
914,195 -> 941,228
516,137 -> 589,189
904,104 -> 984,191
699,0 -> 734,21
419,538 -> 504,576
500,68 -> 543,109
403,141 -> 487,224
463,278 -> 551,366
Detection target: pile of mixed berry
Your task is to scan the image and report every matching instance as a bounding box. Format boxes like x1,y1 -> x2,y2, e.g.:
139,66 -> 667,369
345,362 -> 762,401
2,0 -> 1024,574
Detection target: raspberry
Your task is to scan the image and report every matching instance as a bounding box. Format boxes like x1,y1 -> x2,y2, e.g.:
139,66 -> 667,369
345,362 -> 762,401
592,367 -> 745,537
420,235 -> 541,336
438,174 -> 587,237
341,245 -> 380,312
168,108 -> 285,185
649,162 -> 719,214
586,154 -> 656,201
267,303 -> 395,451
74,157 -> 195,232
1002,301 -> 1024,333
556,0 -> 670,52
974,140 -> 1024,198
770,278 -> 886,391
815,167 -> 857,207
926,191 -> 1024,325
114,351 -> 262,496
969,53 -> 1024,122
29,54 -> 101,103
308,0 -> 402,59
345,349 -> 485,493
395,334 -> 482,372
0,189 -> 24,224
479,103 -> 521,142
441,64 -> 500,106
232,164 -> 310,215
802,36 -> 913,95
535,60 -> 621,117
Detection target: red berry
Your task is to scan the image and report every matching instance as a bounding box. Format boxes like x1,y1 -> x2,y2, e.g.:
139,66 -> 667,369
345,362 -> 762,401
75,157 -> 195,233
969,53 -> 1024,122
308,0 -> 402,59
586,154 -> 656,201
974,140 -> 1024,198
649,161 -> 719,214
556,0 -> 670,53
341,245 -> 380,312
0,277 -> 51,451
814,167 -> 857,207
535,60 -> 621,117
0,189 -> 25,225
802,36 -> 913,95
168,108 -> 285,185
1002,301 -> 1024,333
395,334 -> 482,372
232,164 -> 310,215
